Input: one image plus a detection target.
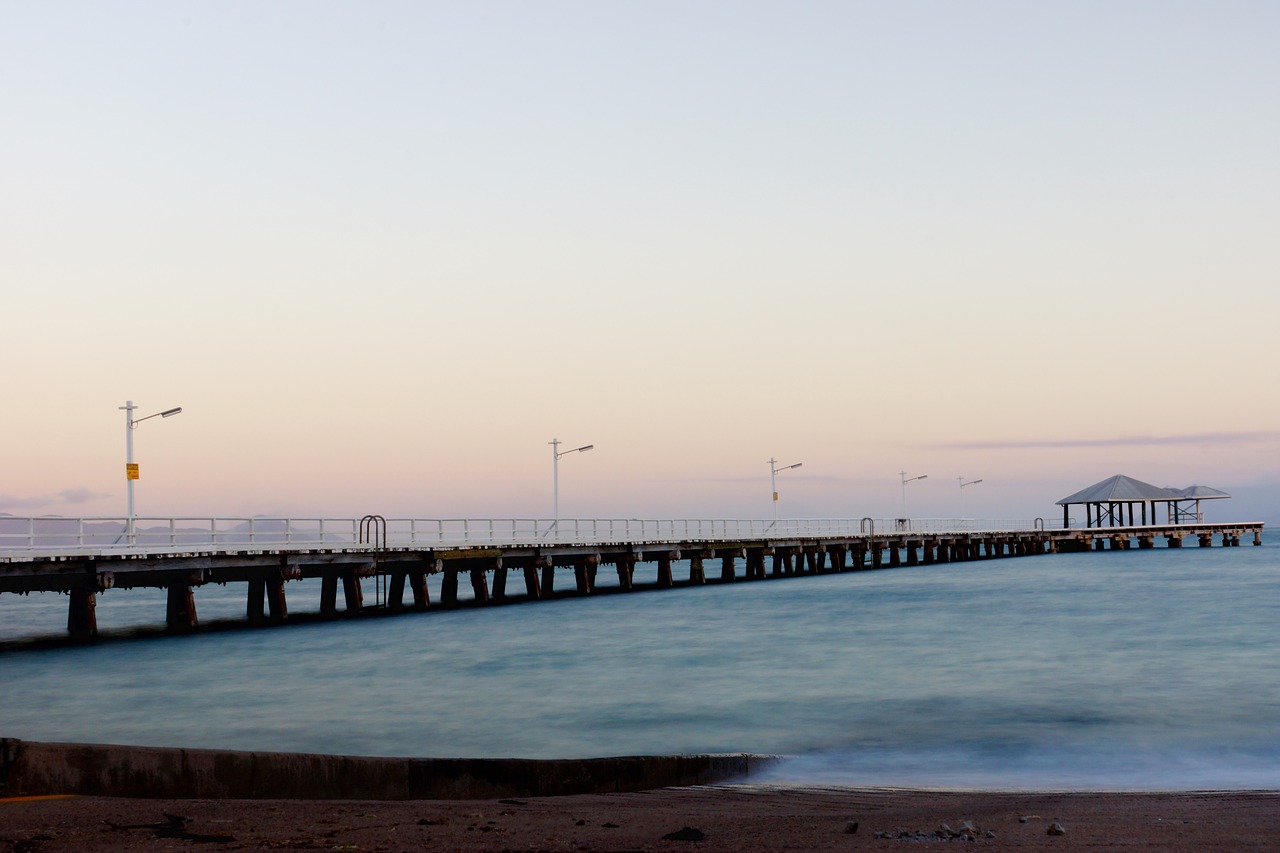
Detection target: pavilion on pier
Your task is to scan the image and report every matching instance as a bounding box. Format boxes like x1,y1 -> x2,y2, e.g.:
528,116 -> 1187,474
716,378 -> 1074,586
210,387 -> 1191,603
1056,475 -> 1232,528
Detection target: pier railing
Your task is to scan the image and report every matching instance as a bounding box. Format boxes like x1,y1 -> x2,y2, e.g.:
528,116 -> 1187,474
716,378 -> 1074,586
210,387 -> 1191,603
0,516 -> 1069,558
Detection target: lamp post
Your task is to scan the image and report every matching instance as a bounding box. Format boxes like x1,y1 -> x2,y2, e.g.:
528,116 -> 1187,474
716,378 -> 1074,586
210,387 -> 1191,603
958,477 -> 983,520
769,458 -> 802,520
120,400 -> 182,533
899,471 -> 927,518
549,438 -> 593,521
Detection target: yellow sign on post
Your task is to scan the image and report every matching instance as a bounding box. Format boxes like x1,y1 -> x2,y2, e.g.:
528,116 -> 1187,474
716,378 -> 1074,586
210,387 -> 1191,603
126,463 -> 139,480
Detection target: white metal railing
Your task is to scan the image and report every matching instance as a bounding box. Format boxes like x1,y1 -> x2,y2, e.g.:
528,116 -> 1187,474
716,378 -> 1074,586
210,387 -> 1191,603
0,516 -> 1076,559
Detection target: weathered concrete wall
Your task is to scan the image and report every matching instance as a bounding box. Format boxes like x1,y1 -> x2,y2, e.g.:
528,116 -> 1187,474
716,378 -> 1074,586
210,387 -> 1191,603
0,738 -> 775,800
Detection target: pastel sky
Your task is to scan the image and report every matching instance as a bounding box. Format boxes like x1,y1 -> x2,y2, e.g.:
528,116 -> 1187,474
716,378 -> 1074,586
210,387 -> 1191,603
4,1 -> 1278,524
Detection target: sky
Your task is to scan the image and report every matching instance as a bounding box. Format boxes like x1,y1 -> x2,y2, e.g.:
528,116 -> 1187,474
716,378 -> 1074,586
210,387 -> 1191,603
3,1 -> 1278,525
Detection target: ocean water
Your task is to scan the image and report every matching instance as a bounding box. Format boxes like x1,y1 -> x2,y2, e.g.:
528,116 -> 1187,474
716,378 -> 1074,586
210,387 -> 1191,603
1,545 -> 1277,791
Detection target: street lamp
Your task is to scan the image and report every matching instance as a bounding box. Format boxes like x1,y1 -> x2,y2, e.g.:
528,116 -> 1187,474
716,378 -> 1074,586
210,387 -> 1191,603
958,477 -> 983,519
120,400 -> 183,531
550,438 -> 593,521
769,458 -> 802,520
899,471 -> 927,518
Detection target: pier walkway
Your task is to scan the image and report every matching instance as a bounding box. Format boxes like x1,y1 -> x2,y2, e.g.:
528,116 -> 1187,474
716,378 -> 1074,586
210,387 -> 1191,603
0,516 -> 1264,641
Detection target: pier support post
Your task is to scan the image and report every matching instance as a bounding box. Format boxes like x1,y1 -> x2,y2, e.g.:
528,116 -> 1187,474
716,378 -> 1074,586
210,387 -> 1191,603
616,556 -> 635,590
922,541 -> 935,564
1198,534 -> 1213,548
441,571 -> 459,607
689,554 -> 706,585
67,587 -> 97,641
1221,532 -> 1231,547
806,550 -> 819,574
574,560 -> 593,595
342,570 -> 364,612
905,543 -> 918,566
720,555 -> 736,582
870,544 -> 883,569
321,575 -> 338,617
248,579 -> 266,625
266,577 -> 288,622
523,566 -> 541,599
657,553 -> 675,588
541,564 -> 556,597
490,565 -> 507,601
166,581 -> 198,632
829,546 -> 846,571
388,571 -> 408,611
470,568 -> 490,604
771,552 -> 784,577
410,567 -> 431,609
889,544 -> 901,567
1255,531 -> 1263,546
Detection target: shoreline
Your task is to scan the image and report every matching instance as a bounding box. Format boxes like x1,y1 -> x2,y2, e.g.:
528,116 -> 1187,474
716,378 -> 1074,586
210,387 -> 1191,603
4,786 -> 1279,851
4,740 -> 1278,850
0,739 -> 774,800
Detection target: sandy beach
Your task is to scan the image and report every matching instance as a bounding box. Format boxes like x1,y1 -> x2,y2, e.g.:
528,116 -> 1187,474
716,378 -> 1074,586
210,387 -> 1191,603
4,786 -> 1278,852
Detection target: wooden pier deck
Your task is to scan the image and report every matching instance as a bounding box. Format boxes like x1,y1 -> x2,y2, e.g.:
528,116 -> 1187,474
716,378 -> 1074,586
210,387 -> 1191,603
0,517 -> 1264,641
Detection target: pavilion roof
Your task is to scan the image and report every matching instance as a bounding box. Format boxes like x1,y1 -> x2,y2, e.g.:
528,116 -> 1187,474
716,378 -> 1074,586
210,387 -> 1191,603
1166,484 -> 1232,500
1056,475 -> 1181,506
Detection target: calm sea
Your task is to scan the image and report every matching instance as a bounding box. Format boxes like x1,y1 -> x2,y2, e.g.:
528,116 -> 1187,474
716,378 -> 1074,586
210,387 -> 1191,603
2,545 -> 1277,790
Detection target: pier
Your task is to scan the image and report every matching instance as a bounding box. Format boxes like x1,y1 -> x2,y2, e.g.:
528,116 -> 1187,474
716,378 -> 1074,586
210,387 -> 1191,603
0,516 -> 1264,641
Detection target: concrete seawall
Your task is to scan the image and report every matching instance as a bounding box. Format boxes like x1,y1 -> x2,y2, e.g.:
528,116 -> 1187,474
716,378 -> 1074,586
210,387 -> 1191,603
0,738 -> 775,800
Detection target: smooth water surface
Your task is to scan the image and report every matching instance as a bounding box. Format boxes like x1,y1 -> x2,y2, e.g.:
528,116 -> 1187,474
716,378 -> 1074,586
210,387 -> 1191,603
2,546 -> 1277,789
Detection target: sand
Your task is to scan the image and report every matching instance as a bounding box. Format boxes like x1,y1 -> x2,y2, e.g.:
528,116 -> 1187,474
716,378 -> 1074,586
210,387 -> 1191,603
3,785 -> 1278,851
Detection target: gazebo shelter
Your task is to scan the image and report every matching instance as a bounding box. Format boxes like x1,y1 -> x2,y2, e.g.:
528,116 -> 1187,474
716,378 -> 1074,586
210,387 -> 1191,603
1056,475 -> 1181,528
1166,484 -> 1232,523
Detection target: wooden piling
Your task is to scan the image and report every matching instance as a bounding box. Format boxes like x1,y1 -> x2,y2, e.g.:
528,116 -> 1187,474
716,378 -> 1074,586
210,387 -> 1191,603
247,578 -> 266,625
523,566 -> 541,599
165,581 -> 198,632
574,561 -> 592,595
491,562 -> 508,600
410,566 -> 430,609
470,568 -> 489,604
67,588 -> 96,641
616,555 -> 635,590
387,571 -> 408,611
342,571 -> 364,612
657,554 -> 674,588
441,571 -> 459,607
266,577 -> 288,623
689,554 -> 706,584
